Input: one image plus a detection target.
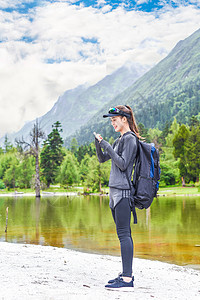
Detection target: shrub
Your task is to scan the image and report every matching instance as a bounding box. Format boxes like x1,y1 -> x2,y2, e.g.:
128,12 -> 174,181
0,179 -> 5,189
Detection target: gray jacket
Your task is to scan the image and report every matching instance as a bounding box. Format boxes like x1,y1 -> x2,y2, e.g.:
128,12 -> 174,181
95,131 -> 137,189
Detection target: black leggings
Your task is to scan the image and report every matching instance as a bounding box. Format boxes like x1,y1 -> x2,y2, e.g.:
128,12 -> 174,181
111,198 -> 133,277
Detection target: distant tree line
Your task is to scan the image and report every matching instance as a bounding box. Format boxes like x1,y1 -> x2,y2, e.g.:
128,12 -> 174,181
0,116 -> 199,193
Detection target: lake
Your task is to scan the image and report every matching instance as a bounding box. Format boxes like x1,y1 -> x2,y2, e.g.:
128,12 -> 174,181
0,194 -> 200,269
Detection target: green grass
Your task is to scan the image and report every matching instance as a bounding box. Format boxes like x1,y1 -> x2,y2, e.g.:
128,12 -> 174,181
0,185 -> 84,195
158,186 -> 200,196
0,185 -> 199,196
0,188 -> 35,194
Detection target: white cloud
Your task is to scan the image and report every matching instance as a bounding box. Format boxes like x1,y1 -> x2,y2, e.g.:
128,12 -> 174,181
0,0 -> 35,9
136,0 -> 149,4
97,0 -> 106,5
0,54 -> 106,134
0,2 -> 200,136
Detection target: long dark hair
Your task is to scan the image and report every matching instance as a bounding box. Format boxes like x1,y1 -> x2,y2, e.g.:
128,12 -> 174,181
116,105 -> 140,139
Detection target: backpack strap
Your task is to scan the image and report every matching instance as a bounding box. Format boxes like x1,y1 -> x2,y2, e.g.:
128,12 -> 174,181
117,136 -> 123,157
118,131 -> 139,224
124,168 -> 137,224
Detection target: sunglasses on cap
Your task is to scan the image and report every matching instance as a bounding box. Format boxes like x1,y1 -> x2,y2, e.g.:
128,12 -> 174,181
103,107 -> 131,118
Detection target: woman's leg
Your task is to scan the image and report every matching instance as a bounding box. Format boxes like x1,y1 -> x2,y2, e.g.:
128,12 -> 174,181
112,198 -> 133,278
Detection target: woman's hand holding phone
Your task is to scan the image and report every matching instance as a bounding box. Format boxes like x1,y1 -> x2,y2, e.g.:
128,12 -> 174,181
93,132 -> 103,143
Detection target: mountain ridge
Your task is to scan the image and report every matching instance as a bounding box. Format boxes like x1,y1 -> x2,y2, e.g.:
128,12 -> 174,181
68,28 -> 200,146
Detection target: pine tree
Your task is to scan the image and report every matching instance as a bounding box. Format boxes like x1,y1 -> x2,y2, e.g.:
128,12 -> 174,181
70,138 -> 78,154
40,121 -> 65,187
173,124 -> 189,186
4,135 -> 13,153
185,125 -> 200,183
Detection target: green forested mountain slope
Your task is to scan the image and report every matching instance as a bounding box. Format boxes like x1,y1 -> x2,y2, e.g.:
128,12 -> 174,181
69,28 -> 200,146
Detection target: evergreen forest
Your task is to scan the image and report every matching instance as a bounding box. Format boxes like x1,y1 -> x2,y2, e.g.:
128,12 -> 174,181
0,117 -> 199,194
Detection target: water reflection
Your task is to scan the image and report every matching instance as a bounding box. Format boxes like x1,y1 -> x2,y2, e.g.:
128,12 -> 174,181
0,195 -> 200,269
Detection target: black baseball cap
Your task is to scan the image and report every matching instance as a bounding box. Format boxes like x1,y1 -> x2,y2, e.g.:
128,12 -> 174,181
103,107 -> 131,118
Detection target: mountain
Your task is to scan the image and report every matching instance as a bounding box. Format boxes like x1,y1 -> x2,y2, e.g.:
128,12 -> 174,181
69,28 -> 200,146
2,62 -> 149,145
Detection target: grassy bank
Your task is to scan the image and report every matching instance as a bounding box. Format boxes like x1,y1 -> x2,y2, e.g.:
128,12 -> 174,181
158,186 -> 200,196
0,185 -> 83,195
0,185 -> 199,196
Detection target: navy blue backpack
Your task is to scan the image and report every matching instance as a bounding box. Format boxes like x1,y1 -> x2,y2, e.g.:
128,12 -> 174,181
118,132 -> 161,224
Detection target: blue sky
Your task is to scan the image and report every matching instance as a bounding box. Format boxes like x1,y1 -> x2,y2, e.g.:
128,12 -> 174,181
0,0 -> 200,13
0,0 -> 200,136
3,0 -> 200,13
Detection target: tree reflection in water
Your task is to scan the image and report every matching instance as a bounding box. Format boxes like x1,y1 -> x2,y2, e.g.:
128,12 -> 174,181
0,195 -> 200,269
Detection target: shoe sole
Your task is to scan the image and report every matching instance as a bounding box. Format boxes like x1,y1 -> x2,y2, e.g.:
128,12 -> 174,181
105,287 -> 134,292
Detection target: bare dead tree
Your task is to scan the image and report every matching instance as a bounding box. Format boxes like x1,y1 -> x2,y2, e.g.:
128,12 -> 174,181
15,119 -> 45,197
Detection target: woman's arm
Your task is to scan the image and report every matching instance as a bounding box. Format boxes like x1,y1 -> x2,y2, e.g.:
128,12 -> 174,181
99,135 -> 137,171
95,138 -> 111,163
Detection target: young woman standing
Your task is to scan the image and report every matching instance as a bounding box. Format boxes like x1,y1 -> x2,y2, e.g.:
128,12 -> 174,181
94,105 -> 140,291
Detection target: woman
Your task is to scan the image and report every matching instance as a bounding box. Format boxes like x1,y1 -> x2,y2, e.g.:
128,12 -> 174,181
94,105 -> 139,291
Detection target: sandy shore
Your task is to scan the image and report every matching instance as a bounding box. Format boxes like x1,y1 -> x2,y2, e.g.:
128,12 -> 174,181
0,242 -> 199,300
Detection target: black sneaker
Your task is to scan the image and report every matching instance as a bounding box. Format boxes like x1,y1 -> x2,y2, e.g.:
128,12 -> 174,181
105,277 -> 134,291
108,274 -> 134,284
108,273 -> 122,284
